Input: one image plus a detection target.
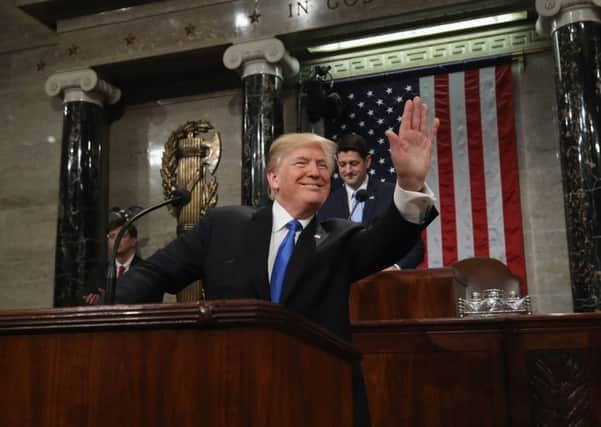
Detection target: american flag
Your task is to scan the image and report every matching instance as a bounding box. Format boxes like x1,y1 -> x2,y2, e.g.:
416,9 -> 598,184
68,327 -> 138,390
324,58 -> 527,293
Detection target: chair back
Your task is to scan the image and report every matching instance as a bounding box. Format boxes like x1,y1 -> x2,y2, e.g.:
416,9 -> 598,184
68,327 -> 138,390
452,256 -> 522,297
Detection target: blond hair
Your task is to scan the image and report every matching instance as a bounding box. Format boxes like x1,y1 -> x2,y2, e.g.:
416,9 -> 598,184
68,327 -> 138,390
267,133 -> 336,173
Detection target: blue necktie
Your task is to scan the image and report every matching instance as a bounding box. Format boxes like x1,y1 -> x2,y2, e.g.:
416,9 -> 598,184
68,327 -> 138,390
270,219 -> 302,303
350,191 -> 364,223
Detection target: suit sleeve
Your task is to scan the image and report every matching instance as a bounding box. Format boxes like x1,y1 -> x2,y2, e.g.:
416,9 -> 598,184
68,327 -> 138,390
395,238 -> 425,269
346,205 -> 437,282
86,263 -> 106,294
115,213 -> 212,304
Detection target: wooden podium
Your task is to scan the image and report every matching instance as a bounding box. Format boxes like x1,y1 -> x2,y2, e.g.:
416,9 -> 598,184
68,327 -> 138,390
0,301 -> 357,427
350,268 -> 459,320
349,270 -> 601,427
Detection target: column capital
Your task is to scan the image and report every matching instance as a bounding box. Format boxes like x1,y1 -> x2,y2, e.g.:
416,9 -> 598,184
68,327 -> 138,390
223,38 -> 299,80
45,69 -> 121,106
536,0 -> 601,35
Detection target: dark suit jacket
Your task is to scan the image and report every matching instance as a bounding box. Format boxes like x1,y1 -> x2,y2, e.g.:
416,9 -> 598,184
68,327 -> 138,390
116,203 -> 436,427
317,179 -> 425,268
87,255 -> 150,295
117,203 -> 434,339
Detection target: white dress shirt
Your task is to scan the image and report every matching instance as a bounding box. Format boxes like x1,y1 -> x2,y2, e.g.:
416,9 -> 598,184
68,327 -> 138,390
115,253 -> 135,274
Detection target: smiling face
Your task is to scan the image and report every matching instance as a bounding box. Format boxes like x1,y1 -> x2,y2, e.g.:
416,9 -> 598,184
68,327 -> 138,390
267,142 -> 331,219
337,150 -> 371,190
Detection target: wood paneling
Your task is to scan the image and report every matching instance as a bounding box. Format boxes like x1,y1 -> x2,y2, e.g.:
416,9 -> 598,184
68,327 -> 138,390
353,314 -> 601,427
0,301 -> 356,427
350,269 -> 459,320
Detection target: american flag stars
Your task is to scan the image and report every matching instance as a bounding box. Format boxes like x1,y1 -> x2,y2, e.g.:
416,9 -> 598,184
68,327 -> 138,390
326,73 -> 419,184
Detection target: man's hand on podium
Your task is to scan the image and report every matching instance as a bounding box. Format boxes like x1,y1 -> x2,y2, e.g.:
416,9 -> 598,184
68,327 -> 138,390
83,288 -> 105,305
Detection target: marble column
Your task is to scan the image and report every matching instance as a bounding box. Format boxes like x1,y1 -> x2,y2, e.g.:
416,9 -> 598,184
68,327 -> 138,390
45,69 -> 121,307
537,0 -> 601,311
223,39 -> 299,207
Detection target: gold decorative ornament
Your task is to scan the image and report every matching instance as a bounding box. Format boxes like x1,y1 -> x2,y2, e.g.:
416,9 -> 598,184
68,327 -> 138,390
161,120 -> 222,301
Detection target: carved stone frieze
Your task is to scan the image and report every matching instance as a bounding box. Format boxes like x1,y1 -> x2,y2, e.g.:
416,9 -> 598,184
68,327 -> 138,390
17,0 -> 534,75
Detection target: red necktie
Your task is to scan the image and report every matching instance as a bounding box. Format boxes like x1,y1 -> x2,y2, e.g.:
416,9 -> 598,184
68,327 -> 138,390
117,265 -> 126,279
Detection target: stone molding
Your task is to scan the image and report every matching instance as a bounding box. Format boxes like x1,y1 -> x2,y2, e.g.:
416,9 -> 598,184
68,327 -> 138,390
303,24 -> 549,80
45,68 -> 121,106
536,0 -> 601,35
223,38 -> 299,80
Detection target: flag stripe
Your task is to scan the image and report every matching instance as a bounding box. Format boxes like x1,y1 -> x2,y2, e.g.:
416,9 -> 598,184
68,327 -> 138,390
419,76 -> 443,268
465,69 -> 489,258
480,67 -> 507,263
434,74 -> 458,266
449,72 -> 474,260
496,64 -> 527,293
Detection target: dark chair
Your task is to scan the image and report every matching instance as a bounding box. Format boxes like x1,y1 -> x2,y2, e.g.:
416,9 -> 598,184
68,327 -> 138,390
451,256 -> 522,298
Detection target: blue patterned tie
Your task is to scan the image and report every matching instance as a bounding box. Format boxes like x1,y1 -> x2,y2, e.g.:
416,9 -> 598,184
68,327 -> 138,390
270,219 -> 303,303
350,191 -> 364,223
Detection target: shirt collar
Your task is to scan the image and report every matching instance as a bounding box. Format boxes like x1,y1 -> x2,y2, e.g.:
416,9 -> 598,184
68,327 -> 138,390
116,253 -> 135,269
272,200 -> 313,232
344,175 -> 369,200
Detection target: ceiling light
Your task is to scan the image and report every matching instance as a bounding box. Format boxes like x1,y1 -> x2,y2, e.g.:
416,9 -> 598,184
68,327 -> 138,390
307,11 -> 529,53
235,12 -> 250,29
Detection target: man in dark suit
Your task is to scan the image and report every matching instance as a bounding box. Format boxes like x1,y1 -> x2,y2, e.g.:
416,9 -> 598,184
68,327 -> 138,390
318,133 -> 425,269
116,96 -> 440,427
83,212 -> 151,305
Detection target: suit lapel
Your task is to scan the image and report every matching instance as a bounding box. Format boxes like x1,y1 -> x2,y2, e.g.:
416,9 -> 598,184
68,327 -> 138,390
327,187 -> 349,219
279,218 -> 318,304
245,206 -> 272,300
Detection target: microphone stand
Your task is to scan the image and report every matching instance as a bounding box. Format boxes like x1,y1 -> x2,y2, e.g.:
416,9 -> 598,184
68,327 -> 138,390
104,191 -> 189,305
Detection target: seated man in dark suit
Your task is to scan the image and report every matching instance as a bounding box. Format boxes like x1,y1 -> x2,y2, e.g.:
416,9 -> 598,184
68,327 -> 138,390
318,132 -> 425,269
116,96 -> 440,427
83,210 -> 148,305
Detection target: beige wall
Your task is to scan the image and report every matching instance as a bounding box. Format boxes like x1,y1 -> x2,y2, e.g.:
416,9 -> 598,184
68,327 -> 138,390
0,2 -> 573,313
513,53 -> 571,313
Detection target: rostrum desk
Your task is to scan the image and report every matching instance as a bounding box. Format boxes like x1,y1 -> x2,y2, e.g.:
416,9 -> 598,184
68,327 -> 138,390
350,270 -> 601,427
0,300 -> 357,427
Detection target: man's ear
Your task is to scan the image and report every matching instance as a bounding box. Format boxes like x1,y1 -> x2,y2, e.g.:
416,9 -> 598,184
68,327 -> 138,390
366,155 -> 372,169
267,170 -> 278,192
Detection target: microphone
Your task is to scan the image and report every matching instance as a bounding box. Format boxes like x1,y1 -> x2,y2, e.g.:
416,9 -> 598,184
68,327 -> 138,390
103,187 -> 192,305
348,189 -> 369,221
